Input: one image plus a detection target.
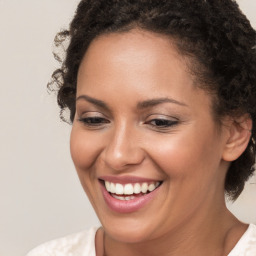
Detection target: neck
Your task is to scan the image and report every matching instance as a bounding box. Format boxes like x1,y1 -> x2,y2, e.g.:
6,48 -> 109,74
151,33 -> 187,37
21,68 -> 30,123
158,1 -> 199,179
102,199 -> 247,256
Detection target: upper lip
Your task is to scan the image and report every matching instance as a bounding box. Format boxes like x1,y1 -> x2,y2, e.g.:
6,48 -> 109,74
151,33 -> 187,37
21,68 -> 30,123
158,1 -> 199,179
98,175 -> 162,184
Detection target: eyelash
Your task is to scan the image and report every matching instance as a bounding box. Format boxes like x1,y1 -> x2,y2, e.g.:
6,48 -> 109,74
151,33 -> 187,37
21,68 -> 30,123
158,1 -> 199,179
146,118 -> 178,128
78,116 -> 178,130
78,117 -> 110,127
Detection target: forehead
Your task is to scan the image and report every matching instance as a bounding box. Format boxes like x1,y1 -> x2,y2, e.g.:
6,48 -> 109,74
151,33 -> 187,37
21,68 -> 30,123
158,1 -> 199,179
78,30 -> 189,87
77,29 -> 212,114
83,29 -> 181,61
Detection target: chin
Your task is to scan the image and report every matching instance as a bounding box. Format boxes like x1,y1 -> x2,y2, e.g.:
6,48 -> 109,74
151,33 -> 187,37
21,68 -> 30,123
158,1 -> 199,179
101,217 -> 156,243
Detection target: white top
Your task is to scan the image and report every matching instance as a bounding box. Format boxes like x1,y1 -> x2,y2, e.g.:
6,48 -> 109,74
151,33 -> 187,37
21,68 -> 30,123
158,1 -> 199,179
27,224 -> 256,256
228,224 -> 256,256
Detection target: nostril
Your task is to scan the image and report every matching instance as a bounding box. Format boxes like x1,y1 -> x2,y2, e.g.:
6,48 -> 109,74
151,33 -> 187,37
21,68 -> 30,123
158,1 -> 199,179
102,149 -> 146,171
101,131 -> 145,170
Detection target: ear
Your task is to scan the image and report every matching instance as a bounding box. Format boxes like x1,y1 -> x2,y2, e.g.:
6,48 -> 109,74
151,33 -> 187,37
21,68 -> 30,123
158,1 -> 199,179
222,114 -> 252,162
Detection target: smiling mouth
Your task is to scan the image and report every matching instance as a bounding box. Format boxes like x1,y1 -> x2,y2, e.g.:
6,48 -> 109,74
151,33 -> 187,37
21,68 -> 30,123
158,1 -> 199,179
100,180 -> 163,201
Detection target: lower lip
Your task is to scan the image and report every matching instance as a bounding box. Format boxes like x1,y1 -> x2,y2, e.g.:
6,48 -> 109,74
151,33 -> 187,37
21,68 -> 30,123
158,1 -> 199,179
100,182 -> 161,213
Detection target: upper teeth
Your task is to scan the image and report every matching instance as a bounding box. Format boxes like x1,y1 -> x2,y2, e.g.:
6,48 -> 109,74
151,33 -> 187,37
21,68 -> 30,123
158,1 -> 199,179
105,181 -> 160,195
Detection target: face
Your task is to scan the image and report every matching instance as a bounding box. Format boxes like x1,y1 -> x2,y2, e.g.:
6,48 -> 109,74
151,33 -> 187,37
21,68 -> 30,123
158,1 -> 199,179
70,29 -> 229,243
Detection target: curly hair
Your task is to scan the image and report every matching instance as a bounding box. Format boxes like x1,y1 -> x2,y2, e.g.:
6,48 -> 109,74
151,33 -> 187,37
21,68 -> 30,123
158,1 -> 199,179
49,0 -> 256,200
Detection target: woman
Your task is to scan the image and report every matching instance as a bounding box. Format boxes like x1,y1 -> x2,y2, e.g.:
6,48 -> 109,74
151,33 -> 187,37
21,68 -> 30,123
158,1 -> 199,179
28,0 -> 256,255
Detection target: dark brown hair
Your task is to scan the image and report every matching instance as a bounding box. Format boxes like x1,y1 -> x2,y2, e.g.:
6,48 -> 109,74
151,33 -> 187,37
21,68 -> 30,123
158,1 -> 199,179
49,0 -> 256,200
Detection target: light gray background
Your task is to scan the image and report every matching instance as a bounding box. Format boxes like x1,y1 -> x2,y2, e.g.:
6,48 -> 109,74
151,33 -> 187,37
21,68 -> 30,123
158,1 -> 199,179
0,1 -> 255,255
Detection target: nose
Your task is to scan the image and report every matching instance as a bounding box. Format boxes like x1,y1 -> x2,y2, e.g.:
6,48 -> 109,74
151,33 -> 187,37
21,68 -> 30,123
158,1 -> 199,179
102,122 -> 145,171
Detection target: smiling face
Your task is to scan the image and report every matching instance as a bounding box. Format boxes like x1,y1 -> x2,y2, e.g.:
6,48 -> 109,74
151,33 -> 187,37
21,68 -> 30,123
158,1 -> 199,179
70,29 -> 230,243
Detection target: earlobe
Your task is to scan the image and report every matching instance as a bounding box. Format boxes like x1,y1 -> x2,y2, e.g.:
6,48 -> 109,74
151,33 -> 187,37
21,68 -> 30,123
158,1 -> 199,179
222,115 -> 252,162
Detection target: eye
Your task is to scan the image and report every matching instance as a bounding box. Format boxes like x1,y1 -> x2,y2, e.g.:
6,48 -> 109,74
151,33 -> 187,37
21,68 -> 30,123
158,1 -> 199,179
77,115 -> 110,128
147,119 -> 178,127
144,114 -> 179,131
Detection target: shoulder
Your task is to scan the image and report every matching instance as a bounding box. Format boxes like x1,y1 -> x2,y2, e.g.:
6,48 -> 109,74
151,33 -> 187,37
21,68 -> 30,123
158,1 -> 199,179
26,226 -> 98,256
228,224 -> 256,256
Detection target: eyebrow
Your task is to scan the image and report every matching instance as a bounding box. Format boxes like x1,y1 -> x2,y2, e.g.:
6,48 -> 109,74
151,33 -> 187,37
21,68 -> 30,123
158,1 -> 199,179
76,95 -> 188,110
76,95 -> 110,110
137,97 -> 188,109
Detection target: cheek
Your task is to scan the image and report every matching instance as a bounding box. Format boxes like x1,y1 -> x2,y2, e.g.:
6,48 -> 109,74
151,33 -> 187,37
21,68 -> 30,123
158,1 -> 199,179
70,126 -> 103,171
70,126 -> 104,208
147,128 -> 220,180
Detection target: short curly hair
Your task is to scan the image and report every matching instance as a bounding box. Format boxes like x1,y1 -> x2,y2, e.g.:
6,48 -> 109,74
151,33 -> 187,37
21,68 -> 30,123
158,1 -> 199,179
49,0 -> 256,200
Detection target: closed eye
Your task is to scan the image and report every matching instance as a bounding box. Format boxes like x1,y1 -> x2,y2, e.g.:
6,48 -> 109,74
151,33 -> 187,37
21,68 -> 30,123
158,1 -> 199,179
143,114 -> 180,133
147,119 -> 178,128
78,117 -> 110,127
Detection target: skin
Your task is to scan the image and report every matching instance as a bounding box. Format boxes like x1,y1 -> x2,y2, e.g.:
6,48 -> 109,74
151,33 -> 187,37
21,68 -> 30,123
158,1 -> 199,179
70,29 -> 251,256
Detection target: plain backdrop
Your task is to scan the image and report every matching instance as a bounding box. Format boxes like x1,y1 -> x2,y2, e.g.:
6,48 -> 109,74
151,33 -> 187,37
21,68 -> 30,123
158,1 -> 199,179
0,1 -> 255,255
